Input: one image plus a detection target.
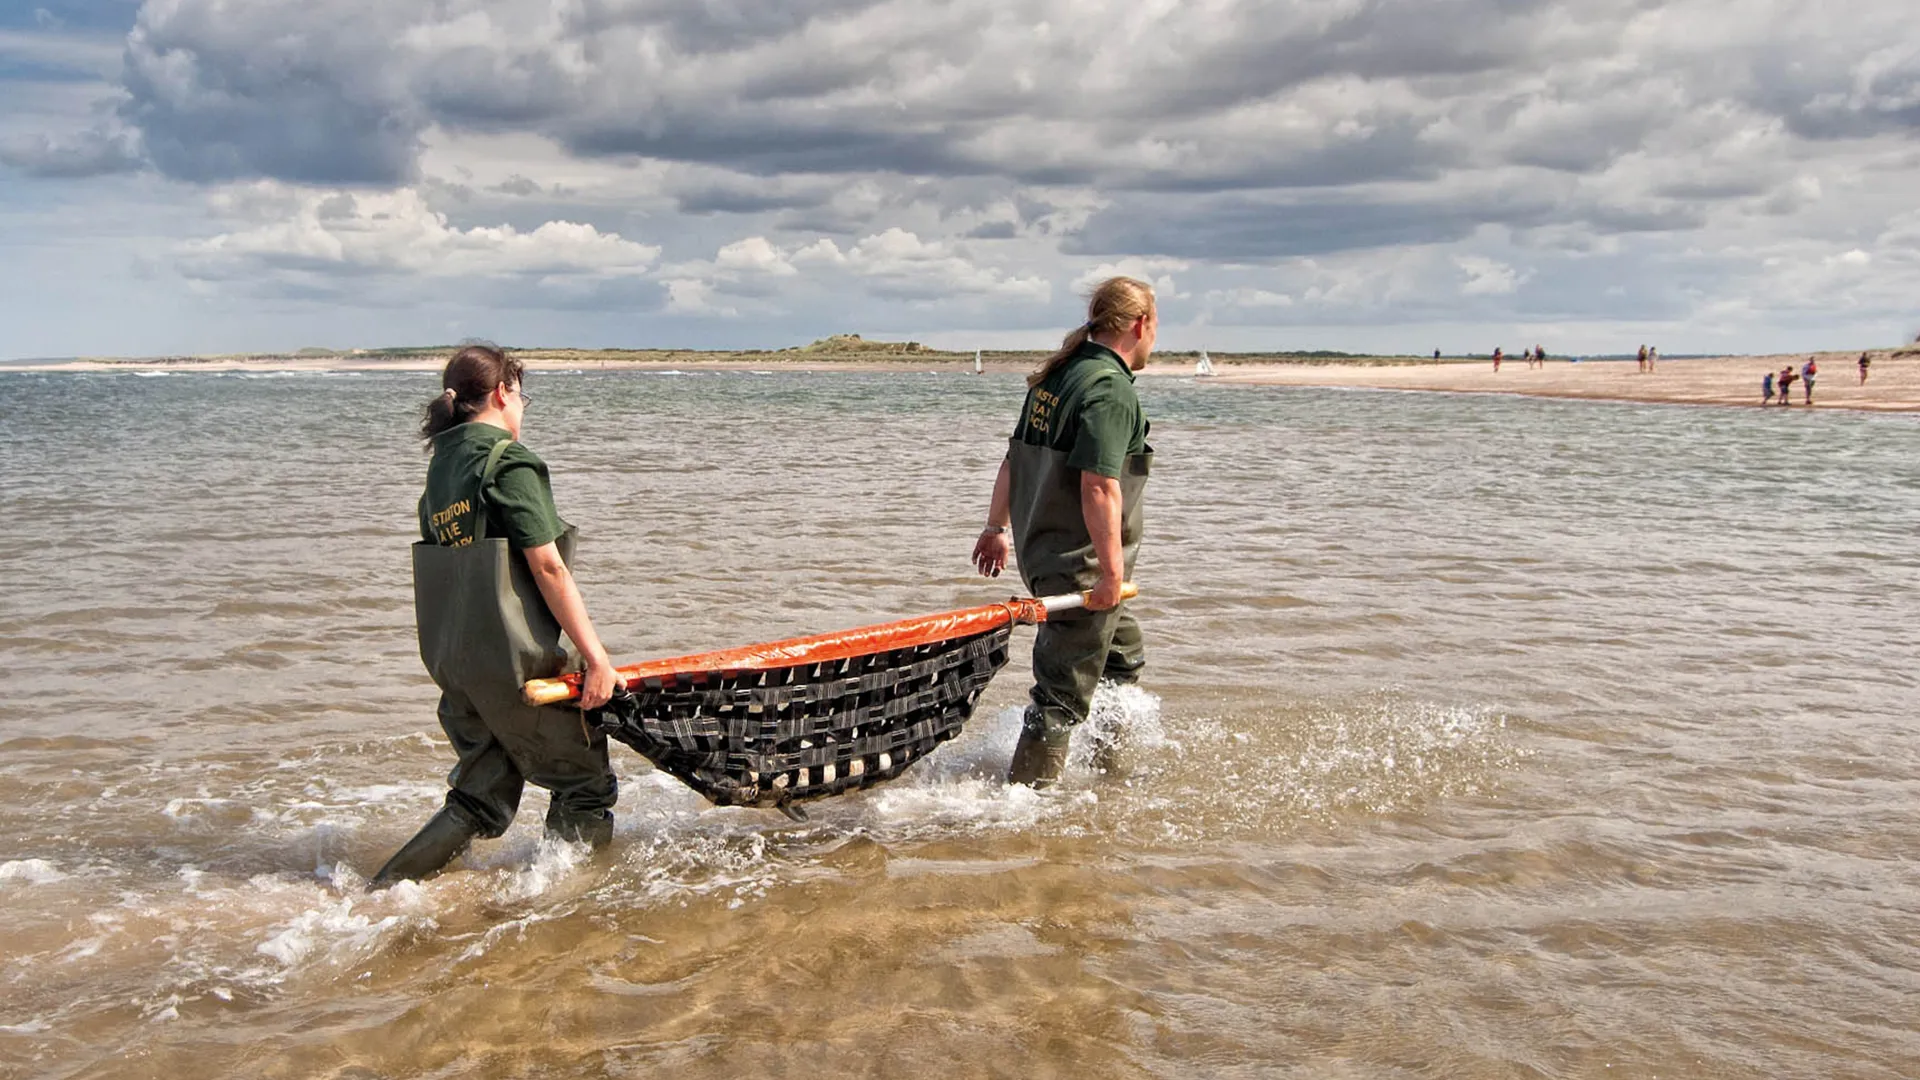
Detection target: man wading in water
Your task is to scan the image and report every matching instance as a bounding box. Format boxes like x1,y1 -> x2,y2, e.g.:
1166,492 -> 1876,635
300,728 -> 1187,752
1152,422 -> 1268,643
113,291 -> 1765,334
971,277 -> 1155,788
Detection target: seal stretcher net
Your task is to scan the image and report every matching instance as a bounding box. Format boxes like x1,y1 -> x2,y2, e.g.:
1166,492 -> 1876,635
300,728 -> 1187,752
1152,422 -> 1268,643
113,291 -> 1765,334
527,596 -> 1066,812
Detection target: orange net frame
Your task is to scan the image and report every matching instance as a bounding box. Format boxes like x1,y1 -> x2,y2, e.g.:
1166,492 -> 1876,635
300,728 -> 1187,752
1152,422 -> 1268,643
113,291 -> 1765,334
528,596 -> 1056,814
524,596 -> 1049,706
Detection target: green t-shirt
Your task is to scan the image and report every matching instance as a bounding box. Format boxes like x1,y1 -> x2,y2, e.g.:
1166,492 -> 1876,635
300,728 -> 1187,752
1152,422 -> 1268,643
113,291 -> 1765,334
418,423 -> 567,550
1010,342 -> 1149,478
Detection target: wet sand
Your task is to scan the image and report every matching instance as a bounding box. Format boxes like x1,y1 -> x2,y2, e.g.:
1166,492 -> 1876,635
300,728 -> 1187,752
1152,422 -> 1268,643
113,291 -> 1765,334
1210,351 -> 1920,413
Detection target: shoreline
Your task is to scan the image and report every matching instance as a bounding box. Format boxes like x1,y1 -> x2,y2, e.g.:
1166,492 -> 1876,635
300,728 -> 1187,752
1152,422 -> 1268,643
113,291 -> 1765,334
1208,350 -> 1920,413
8,349 -> 1917,413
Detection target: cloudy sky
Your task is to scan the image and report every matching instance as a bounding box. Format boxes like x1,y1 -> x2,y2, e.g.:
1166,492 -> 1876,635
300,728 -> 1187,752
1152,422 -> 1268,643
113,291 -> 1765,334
3,0 -> 1916,358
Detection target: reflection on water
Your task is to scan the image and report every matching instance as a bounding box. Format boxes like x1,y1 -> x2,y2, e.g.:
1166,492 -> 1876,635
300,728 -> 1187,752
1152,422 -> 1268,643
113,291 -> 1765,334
0,369 -> 1916,1078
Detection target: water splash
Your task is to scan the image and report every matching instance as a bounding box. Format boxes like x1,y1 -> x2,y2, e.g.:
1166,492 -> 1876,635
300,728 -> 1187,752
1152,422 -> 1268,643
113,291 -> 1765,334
1072,681 -> 1171,776
0,857 -> 67,885
1103,690 -> 1525,846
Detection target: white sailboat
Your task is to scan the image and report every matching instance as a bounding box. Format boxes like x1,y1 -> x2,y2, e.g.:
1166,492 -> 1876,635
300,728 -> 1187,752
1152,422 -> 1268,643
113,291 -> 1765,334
1194,348 -> 1216,377
973,349 -> 984,375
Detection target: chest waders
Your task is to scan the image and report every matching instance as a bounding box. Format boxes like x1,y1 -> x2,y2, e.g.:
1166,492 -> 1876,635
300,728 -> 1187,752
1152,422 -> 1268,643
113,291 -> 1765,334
1005,439 -> 1151,787
371,440 -> 615,889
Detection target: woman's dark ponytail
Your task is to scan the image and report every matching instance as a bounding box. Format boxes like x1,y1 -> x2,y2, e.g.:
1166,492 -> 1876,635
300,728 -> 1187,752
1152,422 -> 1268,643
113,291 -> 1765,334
420,344 -> 524,445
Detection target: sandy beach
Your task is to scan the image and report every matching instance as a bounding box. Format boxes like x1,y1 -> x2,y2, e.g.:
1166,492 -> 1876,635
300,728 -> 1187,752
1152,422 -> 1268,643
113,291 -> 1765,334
1208,350 -> 1920,413
11,347 -> 1919,413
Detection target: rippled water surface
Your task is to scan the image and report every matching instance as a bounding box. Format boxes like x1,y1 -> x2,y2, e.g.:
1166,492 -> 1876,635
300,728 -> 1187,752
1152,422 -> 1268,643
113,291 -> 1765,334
1,369 -> 1916,1079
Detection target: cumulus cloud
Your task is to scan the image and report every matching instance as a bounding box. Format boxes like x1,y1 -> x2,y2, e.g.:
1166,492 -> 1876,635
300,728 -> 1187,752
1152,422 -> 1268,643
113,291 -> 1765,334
670,228 -> 1048,309
663,277 -> 736,316
6,0 -> 1920,351
179,183 -> 659,282
94,1 -> 1914,188
1206,287 -> 1296,310
843,227 -> 1049,301
69,1 -> 1920,258
1455,256 -> 1526,296
120,0 -> 423,184
0,123 -> 142,177
1072,258 -> 1191,299
715,235 -> 797,276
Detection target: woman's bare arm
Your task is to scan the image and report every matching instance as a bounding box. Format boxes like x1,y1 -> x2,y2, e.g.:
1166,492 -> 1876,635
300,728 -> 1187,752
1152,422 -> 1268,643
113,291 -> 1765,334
523,542 -> 615,709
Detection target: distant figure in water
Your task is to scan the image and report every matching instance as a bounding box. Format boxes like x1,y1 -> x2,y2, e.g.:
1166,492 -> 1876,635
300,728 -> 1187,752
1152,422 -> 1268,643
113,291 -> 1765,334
1858,352 -> 1871,385
1777,366 -> 1796,405
1492,347 -> 1503,372
372,345 -> 621,888
1801,358 -> 1817,404
1762,371 -> 1775,404
1637,345 -> 1649,373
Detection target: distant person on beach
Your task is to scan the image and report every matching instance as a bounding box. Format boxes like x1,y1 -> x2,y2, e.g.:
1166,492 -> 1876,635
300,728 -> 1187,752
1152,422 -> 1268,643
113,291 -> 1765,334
1762,371 -> 1775,404
972,276 -> 1153,789
1777,366 -> 1795,405
372,345 -> 620,887
1859,352 -> 1871,384
1802,358 -> 1817,404
1647,346 -> 1659,373
1434,348 -> 1442,363
1492,347 -> 1503,372
1638,345 -> 1648,373
1535,345 -> 1547,367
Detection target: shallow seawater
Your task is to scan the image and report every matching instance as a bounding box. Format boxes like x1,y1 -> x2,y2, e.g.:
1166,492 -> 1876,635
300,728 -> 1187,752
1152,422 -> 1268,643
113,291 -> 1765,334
0,369 -> 1916,1079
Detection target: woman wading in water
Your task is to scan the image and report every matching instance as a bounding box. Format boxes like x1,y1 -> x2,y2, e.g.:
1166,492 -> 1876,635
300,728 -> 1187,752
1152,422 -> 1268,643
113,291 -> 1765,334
372,346 -> 619,887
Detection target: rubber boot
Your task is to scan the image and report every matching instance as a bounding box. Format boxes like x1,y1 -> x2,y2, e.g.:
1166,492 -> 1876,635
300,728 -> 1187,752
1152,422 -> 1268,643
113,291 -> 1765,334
369,808 -> 476,890
546,808 -> 614,850
1007,727 -> 1069,790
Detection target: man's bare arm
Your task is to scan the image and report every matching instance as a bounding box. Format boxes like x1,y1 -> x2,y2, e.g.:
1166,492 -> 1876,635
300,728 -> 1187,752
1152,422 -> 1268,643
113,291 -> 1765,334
972,456 -> 1013,577
1079,471 -> 1125,609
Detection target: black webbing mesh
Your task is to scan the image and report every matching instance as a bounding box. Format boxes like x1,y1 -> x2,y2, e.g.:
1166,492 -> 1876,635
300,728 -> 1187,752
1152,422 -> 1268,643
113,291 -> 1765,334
587,625 -> 1013,809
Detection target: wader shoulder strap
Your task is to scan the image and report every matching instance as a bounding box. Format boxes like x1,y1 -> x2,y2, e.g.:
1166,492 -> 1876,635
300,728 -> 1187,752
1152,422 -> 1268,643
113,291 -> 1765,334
471,438 -> 515,542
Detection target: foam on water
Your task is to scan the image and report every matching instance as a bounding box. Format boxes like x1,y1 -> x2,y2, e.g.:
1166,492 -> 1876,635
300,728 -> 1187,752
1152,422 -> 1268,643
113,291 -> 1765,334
468,833 -> 595,901
596,819 -> 786,913
855,685 -> 1162,837
252,885 -> 430,971
1074,681 -> 1172,770
0,857 -> 67,885
1093,689 -> 1526,847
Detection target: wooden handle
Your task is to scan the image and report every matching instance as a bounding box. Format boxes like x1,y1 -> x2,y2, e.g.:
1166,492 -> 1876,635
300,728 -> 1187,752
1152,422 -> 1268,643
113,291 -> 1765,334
524,677 -> 579,707
1039,581 -> 1139,616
